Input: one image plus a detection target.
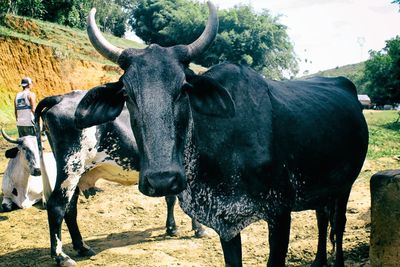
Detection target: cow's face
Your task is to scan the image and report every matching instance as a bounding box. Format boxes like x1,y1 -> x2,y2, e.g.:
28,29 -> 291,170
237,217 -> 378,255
75,2 -> 234,196
2,132 -> 41,176
19,136 -> 41,176
120,46 -> 190,196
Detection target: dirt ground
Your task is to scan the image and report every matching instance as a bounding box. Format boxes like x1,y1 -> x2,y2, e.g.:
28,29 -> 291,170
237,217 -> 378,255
0,140 -> 398,267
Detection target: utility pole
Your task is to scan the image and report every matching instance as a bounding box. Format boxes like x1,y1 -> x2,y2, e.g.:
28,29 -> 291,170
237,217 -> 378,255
357,36 -> 366,62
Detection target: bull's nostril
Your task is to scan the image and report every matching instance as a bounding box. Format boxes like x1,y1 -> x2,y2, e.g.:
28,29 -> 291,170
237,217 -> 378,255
32,168 -> 41,176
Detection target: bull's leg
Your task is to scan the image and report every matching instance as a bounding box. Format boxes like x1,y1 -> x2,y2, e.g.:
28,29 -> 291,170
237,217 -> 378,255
220,233 -> 242,267
267,211 -> 291,267
64,187 -> 95,257
333,191 -> 351,267
312,207 -> 329,267
192,219 -> 206,238
47,190 -> 77,266
165,196 -> 178,236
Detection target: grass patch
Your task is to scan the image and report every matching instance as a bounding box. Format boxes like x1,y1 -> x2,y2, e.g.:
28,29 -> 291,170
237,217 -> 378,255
0,14 -> 145,66
364,110 -> 400,160
0,103 -> 15,128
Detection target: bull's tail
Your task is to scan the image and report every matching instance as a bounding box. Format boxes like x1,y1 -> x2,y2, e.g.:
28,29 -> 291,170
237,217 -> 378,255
34,95 -> 63,132
34,95 -> 63,206
34,95 -> 63,151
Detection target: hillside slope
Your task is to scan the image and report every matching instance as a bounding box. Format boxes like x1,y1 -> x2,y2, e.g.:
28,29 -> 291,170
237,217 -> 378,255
308,62 -> 365,78
304,62 -> 365,88
0,14 -> 207,126
0,14 -> 141,125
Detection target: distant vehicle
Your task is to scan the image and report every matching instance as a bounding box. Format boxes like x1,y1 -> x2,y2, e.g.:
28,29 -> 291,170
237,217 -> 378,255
358,94 -> 372,109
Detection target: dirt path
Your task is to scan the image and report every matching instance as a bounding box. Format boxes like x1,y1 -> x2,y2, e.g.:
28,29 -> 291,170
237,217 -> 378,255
0,148 -> 397,266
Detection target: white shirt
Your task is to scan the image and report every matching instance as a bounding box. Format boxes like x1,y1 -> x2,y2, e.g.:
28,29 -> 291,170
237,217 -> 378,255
15,90 -> 34,126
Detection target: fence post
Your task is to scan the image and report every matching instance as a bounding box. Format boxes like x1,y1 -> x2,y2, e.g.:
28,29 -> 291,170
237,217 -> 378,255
370,170 -> 400,267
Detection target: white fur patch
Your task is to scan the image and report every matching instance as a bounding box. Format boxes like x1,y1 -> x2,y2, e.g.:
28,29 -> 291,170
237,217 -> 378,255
61,127 -> 98,201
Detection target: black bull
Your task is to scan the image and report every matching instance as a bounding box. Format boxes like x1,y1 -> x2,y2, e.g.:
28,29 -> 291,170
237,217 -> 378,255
75,1 -> 368,267
34,91 -> 205,266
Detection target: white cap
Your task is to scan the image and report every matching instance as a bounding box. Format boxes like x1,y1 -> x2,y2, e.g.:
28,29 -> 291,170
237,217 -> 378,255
21,77 -> 33,87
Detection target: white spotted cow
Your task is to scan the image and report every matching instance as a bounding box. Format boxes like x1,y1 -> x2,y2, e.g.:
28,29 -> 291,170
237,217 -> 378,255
35,91 -> 205,266
1,129 -> 56,211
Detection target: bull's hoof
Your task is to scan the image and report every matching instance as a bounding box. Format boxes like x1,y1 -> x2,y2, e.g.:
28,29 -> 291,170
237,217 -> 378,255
166,226 -> 178,236
77,247 -> 96,257
56,255 -> 76,267
194,229 -> 207,238
82,187 -> 104,199
1,203 -> 13,212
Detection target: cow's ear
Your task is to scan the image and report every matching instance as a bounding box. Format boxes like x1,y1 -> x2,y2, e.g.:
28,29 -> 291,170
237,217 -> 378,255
75,81 -> 125,129
5,147 -> 19,158
184,76 -> 235,118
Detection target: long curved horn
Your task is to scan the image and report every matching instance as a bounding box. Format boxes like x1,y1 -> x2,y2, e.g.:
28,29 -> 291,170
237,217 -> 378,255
186,1 -> 219,59
87,8 -> 123,64
1,129 -> 19,144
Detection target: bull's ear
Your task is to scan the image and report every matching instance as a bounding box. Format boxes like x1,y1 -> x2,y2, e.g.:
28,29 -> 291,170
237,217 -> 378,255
184,76 -> 235,118
5,147 -> 19,158
75,81 -> 125,129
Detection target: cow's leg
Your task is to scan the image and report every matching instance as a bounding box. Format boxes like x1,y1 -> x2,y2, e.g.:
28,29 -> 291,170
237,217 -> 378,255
165,196 -> 178,236
64,187 -> 95,257
220,233 -> 242,267
192,219 -> 206,238
267,210 -> 291,267
47,190 -> 77,266
312,207 -> 329,267
333,191 -> 351,267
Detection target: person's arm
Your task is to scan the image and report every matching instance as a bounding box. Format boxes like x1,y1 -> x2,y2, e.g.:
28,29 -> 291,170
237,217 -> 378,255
14,95 -> 18,121
29,92 -> 36,113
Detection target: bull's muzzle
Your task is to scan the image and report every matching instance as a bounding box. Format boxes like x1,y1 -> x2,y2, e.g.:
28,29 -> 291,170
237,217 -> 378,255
139,170 -> 187,197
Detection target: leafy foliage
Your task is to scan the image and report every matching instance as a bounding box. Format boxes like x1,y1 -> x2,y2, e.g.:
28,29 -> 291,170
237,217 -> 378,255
0,0 -> 130,37
0,0 -> 45,18
130,0 -> 298,79
363,36 -> 400,105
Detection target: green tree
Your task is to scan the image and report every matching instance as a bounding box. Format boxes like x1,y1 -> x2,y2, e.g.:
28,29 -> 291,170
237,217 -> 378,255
93,0 -> 128,37
211,6 -> 297,79
0,0 -> 45,18
18,0 -> 46,19
41,0 -> 127,36
363,36 -> 400,105
393,0 -> 400,12
130,0 -> 298,79
42,0 -> 90,27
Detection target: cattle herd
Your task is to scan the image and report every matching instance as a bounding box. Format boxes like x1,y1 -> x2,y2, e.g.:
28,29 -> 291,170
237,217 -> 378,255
1,2 -> 369,267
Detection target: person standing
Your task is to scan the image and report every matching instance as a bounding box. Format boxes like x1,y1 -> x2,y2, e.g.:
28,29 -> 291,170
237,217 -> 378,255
15,77 -> 36,137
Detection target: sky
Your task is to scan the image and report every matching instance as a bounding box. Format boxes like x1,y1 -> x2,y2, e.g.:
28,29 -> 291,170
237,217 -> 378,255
211,0 -> 400,75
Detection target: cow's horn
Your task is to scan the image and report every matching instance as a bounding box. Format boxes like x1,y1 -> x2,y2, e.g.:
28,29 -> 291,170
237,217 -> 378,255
185,1 -> 219,60
87,8 -> 123,64
1,129 -> 19,144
